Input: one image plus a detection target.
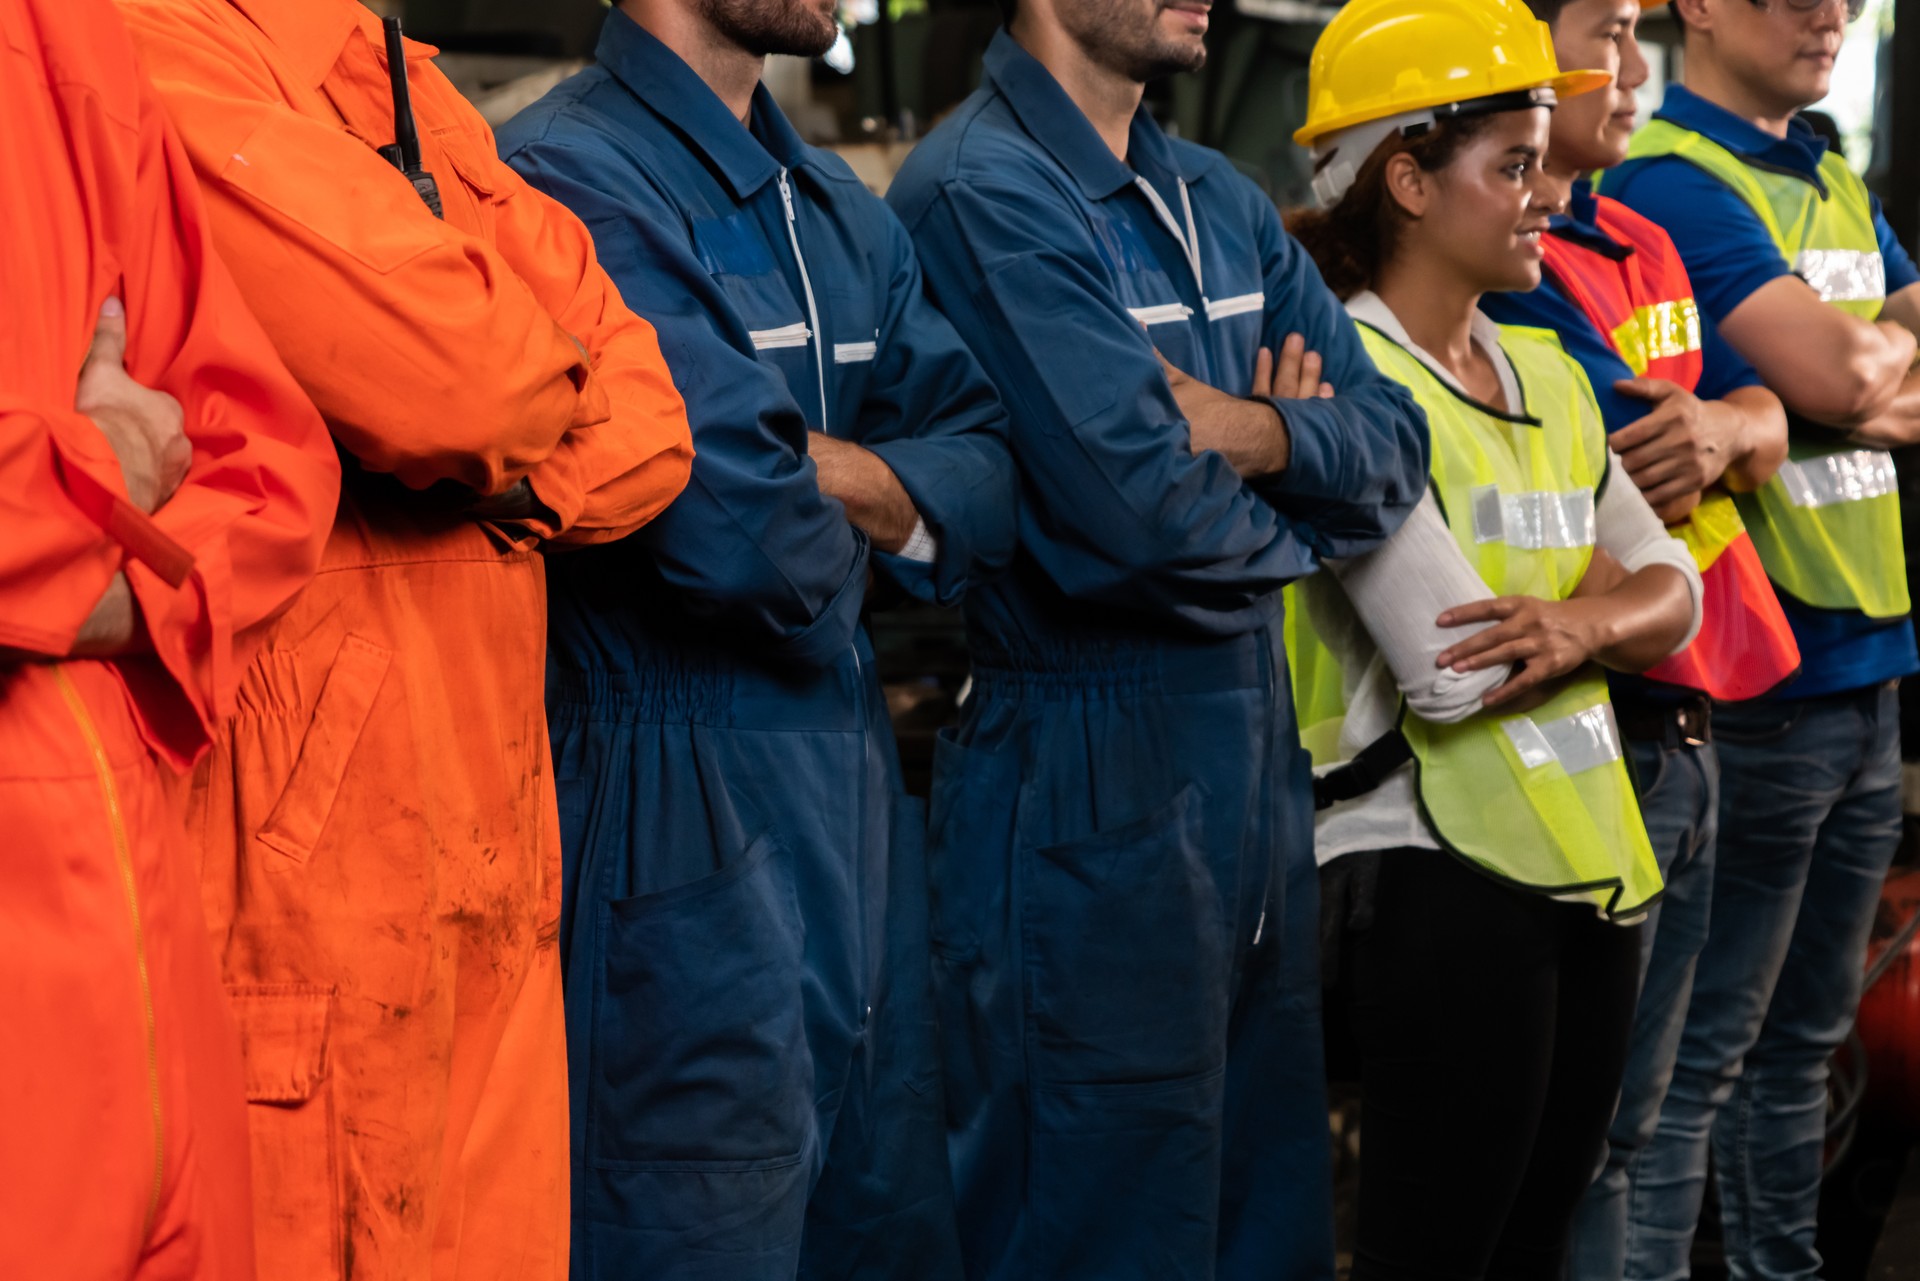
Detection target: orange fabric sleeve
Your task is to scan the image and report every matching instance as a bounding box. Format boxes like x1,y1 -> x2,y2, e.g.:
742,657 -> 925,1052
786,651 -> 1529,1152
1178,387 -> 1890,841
458,125 -> 694,546
3,0 -> 338,769
113,52 -> 340,766
0,402 -> 141,655
118,3 -> 644,505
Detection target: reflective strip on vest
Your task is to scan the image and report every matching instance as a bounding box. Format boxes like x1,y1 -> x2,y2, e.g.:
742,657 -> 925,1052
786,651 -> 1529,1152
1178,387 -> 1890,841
1796,248 -> 1885,304
1501,703 -> 1625,776
1608,298 -> 1701,377
1471,485 -> 1596,550
1776,449 -> 1898,509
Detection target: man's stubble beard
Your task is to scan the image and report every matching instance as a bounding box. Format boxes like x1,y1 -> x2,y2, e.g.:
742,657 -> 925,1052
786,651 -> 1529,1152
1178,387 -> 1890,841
1062,0 -> 1205,84
696,0 -> 840,59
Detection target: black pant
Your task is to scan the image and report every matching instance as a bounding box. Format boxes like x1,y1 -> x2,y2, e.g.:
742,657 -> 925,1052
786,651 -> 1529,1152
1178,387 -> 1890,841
1345,848 -> 1644,1281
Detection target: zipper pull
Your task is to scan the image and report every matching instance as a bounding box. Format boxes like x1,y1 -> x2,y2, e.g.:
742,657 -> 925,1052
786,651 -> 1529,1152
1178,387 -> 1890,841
778,169 -> 796,221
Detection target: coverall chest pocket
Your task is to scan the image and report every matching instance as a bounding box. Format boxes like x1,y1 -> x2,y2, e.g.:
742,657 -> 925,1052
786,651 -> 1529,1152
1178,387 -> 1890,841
429,127 -> 498,239
824,286 -> 880,417
1093,206 -> 1200,372
1121,276 -> 1200,376
587,829 -> 813,1174
727,279 -> 816,413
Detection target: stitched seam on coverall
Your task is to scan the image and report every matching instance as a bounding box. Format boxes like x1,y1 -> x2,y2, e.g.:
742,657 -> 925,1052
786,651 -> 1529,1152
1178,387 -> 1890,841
54,667 -> 164,1240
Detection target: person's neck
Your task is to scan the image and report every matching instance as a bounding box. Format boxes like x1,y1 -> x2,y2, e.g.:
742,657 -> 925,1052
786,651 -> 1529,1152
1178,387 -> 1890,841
1683,52 -> 1799,140
1373,257 -> 1487,389
1008,16 -> 1143,162
619,0 -> 765,124
1543,151 -> 1601,187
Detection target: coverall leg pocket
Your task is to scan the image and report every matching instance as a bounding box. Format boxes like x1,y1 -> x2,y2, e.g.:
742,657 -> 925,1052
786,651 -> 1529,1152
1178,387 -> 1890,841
577,830 -> 813,1281
1017,783 -> 1231,1279
228,984 -> 342,1281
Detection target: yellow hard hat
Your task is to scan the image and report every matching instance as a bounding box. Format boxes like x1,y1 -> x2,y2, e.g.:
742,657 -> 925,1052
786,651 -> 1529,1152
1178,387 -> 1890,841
1293,0 -> 1612,150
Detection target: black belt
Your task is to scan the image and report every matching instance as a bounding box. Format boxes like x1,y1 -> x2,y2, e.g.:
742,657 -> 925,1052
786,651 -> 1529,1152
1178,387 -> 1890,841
1614,693 -> 1712,749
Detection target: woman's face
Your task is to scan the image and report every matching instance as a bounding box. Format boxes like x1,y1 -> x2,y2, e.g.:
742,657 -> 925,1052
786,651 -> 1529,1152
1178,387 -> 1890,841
1405,108 -> 1559,295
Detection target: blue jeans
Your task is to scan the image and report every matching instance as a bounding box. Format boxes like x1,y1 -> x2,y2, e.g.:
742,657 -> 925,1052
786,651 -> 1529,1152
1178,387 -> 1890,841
1565,735 -> 1719,1281
1619,683 -> 1902,1280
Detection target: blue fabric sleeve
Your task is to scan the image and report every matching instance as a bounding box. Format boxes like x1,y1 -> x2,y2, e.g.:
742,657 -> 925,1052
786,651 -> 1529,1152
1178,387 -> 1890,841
1605,157 -> 1792,325
1873,195 -> 1920,294
853,212 -> 1016,607
1248,198 -> 1429,554
1693,305 -> 1764,401
900,174 -> 1383,634
506,139 -> 867,669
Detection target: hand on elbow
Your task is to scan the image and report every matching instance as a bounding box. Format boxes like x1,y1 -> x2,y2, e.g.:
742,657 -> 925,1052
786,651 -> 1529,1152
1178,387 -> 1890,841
1431,595 -> 1602,711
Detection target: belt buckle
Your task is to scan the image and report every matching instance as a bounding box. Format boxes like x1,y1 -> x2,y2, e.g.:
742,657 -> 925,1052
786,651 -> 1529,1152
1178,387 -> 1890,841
1680,699 -> 1709,748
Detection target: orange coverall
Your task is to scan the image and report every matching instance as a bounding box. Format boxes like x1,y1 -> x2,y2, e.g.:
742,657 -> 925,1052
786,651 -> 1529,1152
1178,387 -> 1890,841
115,1 -> 695,1277
0,0 -> 340,1277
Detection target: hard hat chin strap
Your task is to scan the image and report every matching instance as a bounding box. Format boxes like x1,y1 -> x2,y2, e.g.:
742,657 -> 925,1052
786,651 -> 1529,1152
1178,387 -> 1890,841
1308,87 -> 1560,207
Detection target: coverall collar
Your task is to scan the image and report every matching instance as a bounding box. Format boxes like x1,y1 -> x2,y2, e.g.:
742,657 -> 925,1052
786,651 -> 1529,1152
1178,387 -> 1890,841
1654,82 -> 1833,195
595,7 -> 812,200
223,0 -> 380,87
980,29 -> 1214,201
1548,176 -> 1633,261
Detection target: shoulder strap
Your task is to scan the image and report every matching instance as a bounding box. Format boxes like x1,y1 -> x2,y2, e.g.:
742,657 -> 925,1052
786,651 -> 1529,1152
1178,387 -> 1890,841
1312,728 -> 1414,811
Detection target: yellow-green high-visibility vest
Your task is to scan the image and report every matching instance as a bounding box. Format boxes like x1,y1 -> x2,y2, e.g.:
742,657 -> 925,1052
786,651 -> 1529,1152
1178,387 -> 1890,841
1611,119 -> 1907,618
1285,323 -> 1662,919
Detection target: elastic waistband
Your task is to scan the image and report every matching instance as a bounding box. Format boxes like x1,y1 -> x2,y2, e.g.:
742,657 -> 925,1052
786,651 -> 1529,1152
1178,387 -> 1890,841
547,651 -> 869,732
969,628 -> 1275,698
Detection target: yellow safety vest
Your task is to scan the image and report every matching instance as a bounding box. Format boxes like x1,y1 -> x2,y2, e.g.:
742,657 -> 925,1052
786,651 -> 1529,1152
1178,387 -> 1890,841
1614,119 -> 1907,618
1286,323 -> 1662,919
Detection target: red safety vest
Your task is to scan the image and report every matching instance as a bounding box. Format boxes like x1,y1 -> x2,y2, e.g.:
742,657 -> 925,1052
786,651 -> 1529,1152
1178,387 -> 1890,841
1543,194 -> 1800,701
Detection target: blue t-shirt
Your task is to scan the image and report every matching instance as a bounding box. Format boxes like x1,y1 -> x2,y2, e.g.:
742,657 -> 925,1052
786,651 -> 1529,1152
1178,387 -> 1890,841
1602,84 -> 1920,699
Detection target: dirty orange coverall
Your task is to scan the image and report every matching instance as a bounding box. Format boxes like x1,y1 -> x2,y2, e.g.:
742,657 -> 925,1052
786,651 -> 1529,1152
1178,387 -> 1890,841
0,0 -> 340,1277
114,1 -> 696,1277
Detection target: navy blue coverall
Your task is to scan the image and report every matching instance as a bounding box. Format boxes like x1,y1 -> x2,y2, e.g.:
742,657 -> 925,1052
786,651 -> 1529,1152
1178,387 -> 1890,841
499,13 -> 1015,1279
885,32 -> 1429,1281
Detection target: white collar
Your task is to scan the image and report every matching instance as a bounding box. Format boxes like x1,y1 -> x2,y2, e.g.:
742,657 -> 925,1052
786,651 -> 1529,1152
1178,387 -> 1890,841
1345,291 -> 1523,414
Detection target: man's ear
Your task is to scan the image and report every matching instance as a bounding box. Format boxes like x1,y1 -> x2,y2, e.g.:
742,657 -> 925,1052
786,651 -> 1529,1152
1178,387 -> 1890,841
1670,0 -> 1712,39
1383,150 -> 1429,221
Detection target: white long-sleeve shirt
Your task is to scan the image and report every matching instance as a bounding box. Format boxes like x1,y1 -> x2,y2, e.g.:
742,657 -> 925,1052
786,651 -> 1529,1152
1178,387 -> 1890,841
1309,293 -> 1704,865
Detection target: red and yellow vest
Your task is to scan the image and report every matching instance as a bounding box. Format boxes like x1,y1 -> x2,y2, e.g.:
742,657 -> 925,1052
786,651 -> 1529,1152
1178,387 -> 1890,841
1542,194 -> 1800,701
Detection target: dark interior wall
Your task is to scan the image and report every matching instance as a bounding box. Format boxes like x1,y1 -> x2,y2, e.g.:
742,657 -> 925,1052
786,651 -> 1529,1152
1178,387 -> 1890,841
1880,0 -> 1920,249
401,0 -> 608,56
